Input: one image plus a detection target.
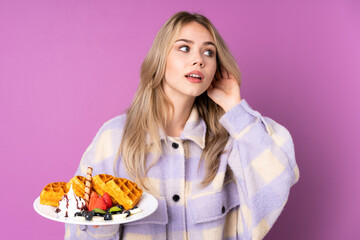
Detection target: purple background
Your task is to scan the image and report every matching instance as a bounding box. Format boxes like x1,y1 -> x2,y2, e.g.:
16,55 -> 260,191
1,0 -> 359,239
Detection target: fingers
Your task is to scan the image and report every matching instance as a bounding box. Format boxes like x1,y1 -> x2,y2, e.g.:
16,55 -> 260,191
216,66 -> 230,80
228,73 -> 236,80
210,78 -> 226,92
212,65 -> 238,92
221,66 -> 229,79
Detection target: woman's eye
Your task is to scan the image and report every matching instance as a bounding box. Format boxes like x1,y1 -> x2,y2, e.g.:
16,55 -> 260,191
204,49 -> 214,57
179,45 -> 190,52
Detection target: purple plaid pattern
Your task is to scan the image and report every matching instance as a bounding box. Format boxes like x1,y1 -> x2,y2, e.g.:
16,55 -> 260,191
64,99 -> 299,240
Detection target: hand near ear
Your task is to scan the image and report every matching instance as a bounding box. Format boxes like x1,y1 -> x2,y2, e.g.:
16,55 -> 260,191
207,66 -> 241,112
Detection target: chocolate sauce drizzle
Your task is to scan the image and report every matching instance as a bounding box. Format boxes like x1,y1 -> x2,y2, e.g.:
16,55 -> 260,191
54,189 -> 85,217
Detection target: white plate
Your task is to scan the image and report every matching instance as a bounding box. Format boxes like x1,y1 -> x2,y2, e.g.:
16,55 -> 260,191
33,192 -> 158,225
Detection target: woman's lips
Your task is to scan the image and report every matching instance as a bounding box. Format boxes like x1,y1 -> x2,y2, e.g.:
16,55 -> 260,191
186,76 -> 203,83
185,71 -> 204,83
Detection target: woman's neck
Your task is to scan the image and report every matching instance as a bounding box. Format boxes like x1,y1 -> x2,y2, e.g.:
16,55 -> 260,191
165,96 -> 194,137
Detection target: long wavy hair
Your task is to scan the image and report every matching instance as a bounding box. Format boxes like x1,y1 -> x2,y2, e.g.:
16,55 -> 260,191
115,11 -> 241,189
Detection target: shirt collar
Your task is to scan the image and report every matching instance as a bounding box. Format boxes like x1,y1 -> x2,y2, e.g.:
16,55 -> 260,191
146,106 -> 206,149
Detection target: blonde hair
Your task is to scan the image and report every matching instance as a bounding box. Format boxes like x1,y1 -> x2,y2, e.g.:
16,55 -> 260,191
116,11 -> 241,189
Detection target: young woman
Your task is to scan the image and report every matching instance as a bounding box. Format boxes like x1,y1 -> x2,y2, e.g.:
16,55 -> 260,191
65,11 -> 299,240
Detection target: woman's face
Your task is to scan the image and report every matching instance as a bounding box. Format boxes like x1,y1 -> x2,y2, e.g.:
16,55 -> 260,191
163,21 -> 217,101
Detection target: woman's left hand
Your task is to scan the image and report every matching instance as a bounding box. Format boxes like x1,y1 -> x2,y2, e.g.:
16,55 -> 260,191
207,66 -> 241,112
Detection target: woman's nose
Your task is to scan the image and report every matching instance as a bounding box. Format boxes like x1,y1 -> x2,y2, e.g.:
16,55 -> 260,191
192,53 -> 204,67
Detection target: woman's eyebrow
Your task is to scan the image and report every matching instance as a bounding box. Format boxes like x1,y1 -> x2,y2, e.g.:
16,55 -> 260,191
175,39 -> 216,47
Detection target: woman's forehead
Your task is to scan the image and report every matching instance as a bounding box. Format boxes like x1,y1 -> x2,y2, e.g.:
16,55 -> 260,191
175,22 -> 215,43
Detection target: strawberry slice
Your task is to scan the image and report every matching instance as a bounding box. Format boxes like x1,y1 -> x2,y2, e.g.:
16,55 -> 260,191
94,197 -> 107,211
102,193 -> 112,209
90,191 -> 98,198
88,193 -> 99,211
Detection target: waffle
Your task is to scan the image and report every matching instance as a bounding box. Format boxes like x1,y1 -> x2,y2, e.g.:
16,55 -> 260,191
92,174 -> 115,196
92,174 -> 118,204
105,178 -> 143,210
40,182 -> 69,207
68,176 -> 87,198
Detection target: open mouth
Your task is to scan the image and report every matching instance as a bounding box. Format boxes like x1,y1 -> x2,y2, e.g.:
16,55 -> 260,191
185,74 -> 202,80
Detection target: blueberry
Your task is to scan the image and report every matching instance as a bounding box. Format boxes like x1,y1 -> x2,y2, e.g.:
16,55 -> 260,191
131,206 -> 138,210
74,212 -> 82,217
124,210 -> 131,217
85,212 -> 93,221
92,211 -> 105,216
117,205 -> 125,211
113,210 -> 123,214
91,208 -> 107,216
104,213 -> 112,220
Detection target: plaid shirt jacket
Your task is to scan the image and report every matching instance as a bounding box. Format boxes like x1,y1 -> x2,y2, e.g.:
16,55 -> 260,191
65,99 -> 299,240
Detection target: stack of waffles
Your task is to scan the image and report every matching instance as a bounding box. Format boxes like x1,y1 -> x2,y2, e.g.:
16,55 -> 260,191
40,173 -> 143,210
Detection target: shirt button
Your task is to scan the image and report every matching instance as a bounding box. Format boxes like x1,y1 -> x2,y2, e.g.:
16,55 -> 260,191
172,142 -> 179,149
172,194 -> 180,202
222,206 -> 225,214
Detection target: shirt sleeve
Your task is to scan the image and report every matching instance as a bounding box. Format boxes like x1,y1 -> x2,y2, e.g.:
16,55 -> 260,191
64,120 -> 122,240
220,99 -> 299,240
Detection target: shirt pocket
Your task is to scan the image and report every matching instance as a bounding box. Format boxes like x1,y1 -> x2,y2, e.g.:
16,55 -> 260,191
187,181 -> 240,224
